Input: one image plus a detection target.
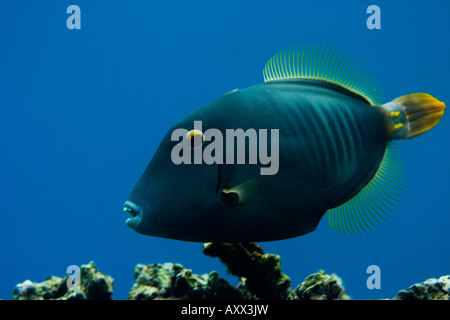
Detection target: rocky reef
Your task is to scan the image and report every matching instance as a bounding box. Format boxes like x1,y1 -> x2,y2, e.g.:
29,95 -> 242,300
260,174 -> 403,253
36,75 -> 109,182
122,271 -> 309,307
202,242 -> 295,299
127,262 -> 242,300
393,275 -> 450,300
13,261 -> 113,300
295,269 -> 350,300
11,243 -> 450,300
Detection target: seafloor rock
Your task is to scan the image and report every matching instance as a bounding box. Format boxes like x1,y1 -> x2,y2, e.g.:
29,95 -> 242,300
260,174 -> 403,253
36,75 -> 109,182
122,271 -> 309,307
12,261 -> 113,300
11,250 -> 450,300
294,269 -> 350,300
79,261 -> 114,299
127,262 -> 242,300
393,275 -> 450,300
202,242 -> 296,300
12,276 -> 68,300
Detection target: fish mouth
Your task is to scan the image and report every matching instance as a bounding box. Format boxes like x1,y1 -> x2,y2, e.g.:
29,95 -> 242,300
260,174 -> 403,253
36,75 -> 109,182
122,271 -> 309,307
123,201 -> 142,229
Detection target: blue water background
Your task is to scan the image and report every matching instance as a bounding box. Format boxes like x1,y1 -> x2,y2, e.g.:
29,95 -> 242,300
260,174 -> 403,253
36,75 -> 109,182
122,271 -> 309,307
1,0 -> 449,300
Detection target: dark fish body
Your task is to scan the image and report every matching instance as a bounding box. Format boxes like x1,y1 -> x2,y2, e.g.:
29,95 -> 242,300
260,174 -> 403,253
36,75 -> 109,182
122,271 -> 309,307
124,45 -> 445,242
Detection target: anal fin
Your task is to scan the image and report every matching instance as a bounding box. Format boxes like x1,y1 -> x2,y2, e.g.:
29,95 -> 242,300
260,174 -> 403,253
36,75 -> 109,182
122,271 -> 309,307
326,143 -> 406,235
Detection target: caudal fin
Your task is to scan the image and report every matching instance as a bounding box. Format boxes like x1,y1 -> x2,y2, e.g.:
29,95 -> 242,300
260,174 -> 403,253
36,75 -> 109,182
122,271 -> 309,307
382,93 -> 445,139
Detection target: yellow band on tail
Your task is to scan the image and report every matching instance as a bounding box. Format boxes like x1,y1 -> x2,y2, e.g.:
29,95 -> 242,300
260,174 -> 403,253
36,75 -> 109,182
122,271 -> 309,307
382,93 -> 445,139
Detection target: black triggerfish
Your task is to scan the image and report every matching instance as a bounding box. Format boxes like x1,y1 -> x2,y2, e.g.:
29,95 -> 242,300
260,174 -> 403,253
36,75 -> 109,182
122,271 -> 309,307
124,45 -> 445,242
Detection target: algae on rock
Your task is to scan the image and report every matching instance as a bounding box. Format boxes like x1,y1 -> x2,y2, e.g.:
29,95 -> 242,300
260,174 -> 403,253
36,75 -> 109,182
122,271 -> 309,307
13,276 -> 69,300
202,242 -> 296,300
127,262 -> 241,300
79,261 -> 114,299
294,269 -> 350,300
10,246 -> 450,300
394,275 -> 450,300
12,261 -> 113,300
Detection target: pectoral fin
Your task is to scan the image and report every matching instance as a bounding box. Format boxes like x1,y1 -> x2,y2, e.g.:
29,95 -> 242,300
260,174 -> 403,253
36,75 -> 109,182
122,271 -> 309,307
220,179 -> 260,206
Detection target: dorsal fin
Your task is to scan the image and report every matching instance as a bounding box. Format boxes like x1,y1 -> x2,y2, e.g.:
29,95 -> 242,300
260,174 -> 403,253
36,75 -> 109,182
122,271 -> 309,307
263,44 -> 383,105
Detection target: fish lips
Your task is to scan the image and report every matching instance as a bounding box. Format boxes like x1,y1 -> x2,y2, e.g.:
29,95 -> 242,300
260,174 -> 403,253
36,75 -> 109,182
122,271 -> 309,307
123,200 -> 143,230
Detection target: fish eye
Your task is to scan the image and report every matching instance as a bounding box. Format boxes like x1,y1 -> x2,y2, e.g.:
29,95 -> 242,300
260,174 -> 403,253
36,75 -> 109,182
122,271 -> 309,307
186,130 -> 204,149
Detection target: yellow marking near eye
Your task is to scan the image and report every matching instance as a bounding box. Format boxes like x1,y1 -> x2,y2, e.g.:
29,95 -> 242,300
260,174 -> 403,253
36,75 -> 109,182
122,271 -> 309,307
390,111 -> 400,117
393,123 -> 404,130
188,130 -> 203,138
186,129 -> 205,149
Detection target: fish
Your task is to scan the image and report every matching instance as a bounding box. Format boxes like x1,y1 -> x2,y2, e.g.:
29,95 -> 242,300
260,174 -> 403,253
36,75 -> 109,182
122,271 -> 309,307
123,44 -> 445,242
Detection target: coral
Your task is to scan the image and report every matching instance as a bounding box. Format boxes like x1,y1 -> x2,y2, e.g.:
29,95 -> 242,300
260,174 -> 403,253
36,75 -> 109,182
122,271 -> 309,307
393,275 -> 450,300
202,242 -> 295,300
127,262 -> 241,300
294,270 -> 350,300
12,261 -> 113,300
